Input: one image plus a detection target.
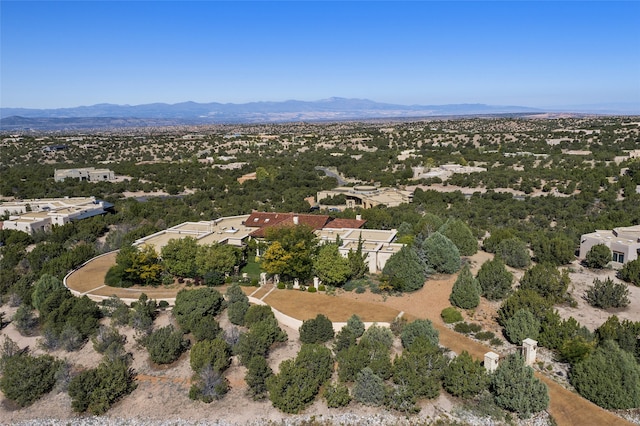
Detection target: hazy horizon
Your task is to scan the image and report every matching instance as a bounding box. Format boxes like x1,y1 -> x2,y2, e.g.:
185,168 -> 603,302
2,1 -> 639,110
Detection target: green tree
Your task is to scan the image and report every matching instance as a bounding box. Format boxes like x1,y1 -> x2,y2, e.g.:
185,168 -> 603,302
443,351 -> 489,398
244,304 -> 277,327
595,316 -> 640,360
173,288 -> 225,334
195,243 -> 240,277
237,317 -> 288,365
226,283 -> 250,326
299,314 -> 335,344
439,218 -> 478,256
449,264 -> 481,309
483,228 -> 515,253
584,244 -> 611,269
382,245 -> 428,292
129,293 -> 157,333
476,257 -> 513,300
531,234 -> 575,266
314,243 -> 351,287
353,367 -> 386,406
12,304 -> 38,336
323,382 -> 352,408
495,237 -> 531,269
68,359 -> 137,415
31,274 -> 64,312
362,324 -> 394,349
346,314 -> 365,338
262,225 -> 318,282
400,319 -> 439,349
190,337 -> 231,373
161,237 -> 199,278
0,352 -> 62,407
245,355 -> 273,400
393,338 -> 447,399
144,325 -> 189,365
267,344 -> 333,413
619,259 -> 640,286
419,232 -> 461,274
347,235 -> 368,280
504,309 -> 540,345
585,278 -> 630,309
497,289 -> 553,326
519,263 -> 570,303
491,353 -> 549,418
43,295 -> 101,341
570,340 -> 640,409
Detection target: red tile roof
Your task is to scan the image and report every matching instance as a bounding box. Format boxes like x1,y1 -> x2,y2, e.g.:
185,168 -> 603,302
245,212 -> 331,238
324,218 -> 367,229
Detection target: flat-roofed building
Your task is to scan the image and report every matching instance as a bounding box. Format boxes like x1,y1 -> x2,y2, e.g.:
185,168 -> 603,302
54,167 -> 115,182
132,211 -> 401,273
1,197 -> 112,234
133,215 -> 254,253
317,185 -> 413,209
579,225 -> 640,266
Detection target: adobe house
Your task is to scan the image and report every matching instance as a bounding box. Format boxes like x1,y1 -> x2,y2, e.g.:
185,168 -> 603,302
579,225 -> 640,266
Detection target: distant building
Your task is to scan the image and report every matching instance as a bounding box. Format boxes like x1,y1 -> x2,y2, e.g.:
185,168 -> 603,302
42,145 -> 68,153
412,164 -> 487,180
54,167 -> 115,183
1,197 -> 113,235
579,225 -> 640,266
317,186 -> 413,209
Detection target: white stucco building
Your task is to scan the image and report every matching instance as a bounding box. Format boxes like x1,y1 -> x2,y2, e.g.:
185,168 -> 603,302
54,167 -> 115,182
579,225 -> 640,266
1,197 -> 112,234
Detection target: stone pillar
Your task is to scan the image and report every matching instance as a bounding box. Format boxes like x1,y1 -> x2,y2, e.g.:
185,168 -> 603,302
522,338 -> 538,366
484,351 -> 499,373
293,278 -> 300,289
260,272 -> 267,286
274,274 -> 280,286
313,277 -> 320,289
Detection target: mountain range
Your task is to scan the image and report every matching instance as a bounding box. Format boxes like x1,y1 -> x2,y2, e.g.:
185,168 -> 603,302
1,98 -> 638,131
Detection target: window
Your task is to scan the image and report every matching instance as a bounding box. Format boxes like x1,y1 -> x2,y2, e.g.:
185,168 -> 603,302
612,251 -> 625,263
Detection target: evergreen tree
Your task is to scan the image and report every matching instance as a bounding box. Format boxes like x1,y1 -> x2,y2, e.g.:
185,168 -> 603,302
449,264 -> 482,309
382,245 -> 428,292
491,353 -> 549,418
495,237 -> 531,269
519,263 -> 570,303
504,309 -> 540,345
419,232 -> 461,274
443,351 -> 489,398
245,355 -> 273,400
476,257 -> 513,300
439,218 -> 478,256
570,340 -> 640,409
299,314 -> 335,344
353,367 -> 386,406
584,244 -> 611,269
401,319 -> 439,349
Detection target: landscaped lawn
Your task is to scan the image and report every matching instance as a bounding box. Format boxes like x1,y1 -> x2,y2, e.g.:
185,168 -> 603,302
241,259 -> 262,280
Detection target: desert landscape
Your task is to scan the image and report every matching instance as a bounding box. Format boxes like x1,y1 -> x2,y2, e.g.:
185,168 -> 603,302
2,248 -> 639,425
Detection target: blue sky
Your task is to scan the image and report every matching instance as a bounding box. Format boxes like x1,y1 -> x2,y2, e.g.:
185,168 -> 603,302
1,1 -> 639,109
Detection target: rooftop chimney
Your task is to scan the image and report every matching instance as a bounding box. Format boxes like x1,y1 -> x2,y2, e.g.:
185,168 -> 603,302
293,216 -> 299,225
356,214 -> 362,221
